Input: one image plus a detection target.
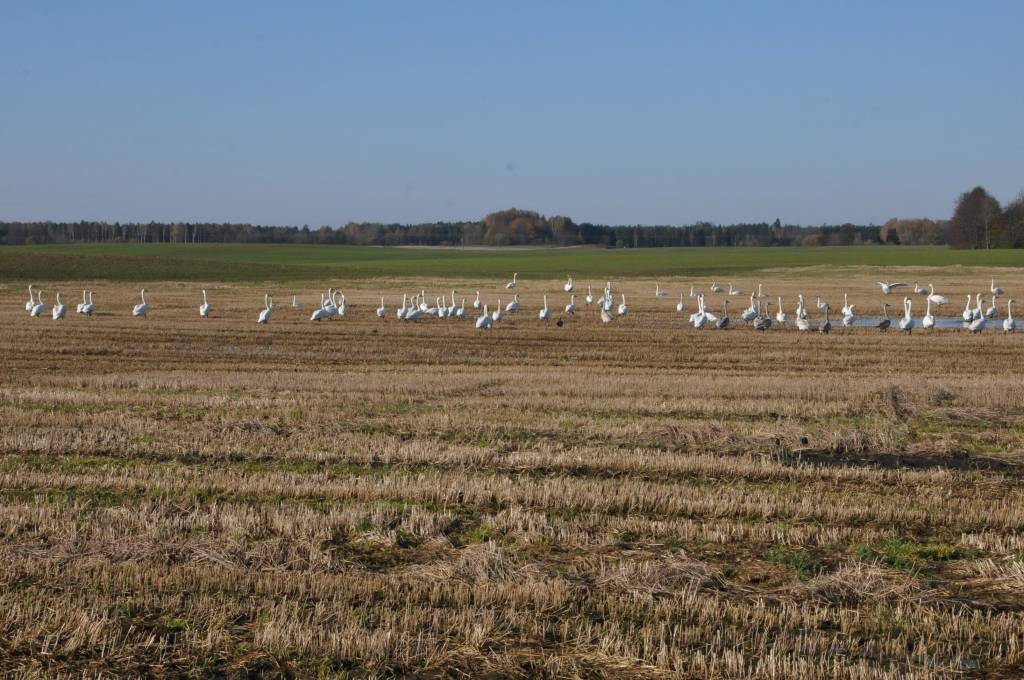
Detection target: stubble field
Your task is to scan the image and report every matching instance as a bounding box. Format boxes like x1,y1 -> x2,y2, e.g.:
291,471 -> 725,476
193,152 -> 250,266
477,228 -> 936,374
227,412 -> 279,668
2,268 -> 1023,678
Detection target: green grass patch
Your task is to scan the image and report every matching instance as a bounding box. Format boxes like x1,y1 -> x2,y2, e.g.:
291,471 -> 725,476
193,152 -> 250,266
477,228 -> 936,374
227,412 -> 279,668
767,544 -> 822,578
856,538 -> 971,571
4,243 -> 1024,282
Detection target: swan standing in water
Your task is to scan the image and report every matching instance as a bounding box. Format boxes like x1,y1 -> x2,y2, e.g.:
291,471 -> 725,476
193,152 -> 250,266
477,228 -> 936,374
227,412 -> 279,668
506,273 -> 518,289
967,294 -> 985,332
52,292 -> 67,320
199,290 -> 212,318
876,303 -> 891,331
796,294 -> 808,320
257,294 -> 273,324
475,304 -> 492,329
898,297 -> 914,333
132,289 -> 149,317
1004,299 -> 1016,333
922,297 -> 935,330
564,276 -> 573,292
376,297 -> 387,318
25,285 -> 36,313
538,295 -> 550,321
842,305 -> 856,327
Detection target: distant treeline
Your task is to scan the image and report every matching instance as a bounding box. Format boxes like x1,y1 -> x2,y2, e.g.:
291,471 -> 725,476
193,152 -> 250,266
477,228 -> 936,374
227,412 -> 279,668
1,185 -> 1018,248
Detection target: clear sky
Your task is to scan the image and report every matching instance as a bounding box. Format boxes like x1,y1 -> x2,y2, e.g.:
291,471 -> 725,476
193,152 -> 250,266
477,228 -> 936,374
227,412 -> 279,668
1,1 -> 1021,227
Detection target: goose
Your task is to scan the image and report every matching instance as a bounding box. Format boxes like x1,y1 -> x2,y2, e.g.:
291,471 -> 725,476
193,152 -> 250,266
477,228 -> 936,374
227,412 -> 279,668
842,305 -> 856,327
76,290 -> 88,313
985,296 -> 998,319
728,283 -> 742,296
82,291 -> 96,315
565,295 -> 576,315
564,276 -> 573,293
600,307 -> 614,324
132,289 -> 148,317
741,293 -> 757,322
840,292 -> 852,316
585,285 -> 594,305
455,298 -> 467,320
775,296 -> 788,324
491,300 -> 502,322
676,292 -> 685,313
876,303 -> 891,331
655,284 -> 667,297
961,295 -> 974,322
51,292 -> 67,320
539,295 -> 551,321
1003,299 -> 1016,333
506,273 -> 518,289
816,296 -> 829,311
25,285 -> 36,313
617,294 -> 628,316
291,295 -> 302,309
505,294 -> 520,312
199,289 -> 212,317
472,291 -> 481,309
927,284 -> 948,306
877,281 -> 906,295
921,298 -> 935,330
716,299 -> 730,329
819,306 -> 832,334
709,282 -> 723,293
753,302 -> 772,331
257,294 -> 273,324
913,282 -> 928,295
899,297 -> 914,333
376,296 -> 387,319
475,304 -> 493,329
992,279 -> 1004,296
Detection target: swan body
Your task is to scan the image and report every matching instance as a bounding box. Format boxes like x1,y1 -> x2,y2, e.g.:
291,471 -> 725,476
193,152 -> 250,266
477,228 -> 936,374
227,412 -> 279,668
985,296 -> 998,319
473,291 -> 481,309
709,282 -> 723,293
257,294 -> 273,324
898,297 -> 914,333
876,304 -> 891,331
676,292 -> 685,313
565,295 -> 576,315
753,302 -> 772,331
962,295 -> 974,322
617,294 -> 628,316
922,298 -> 935,329
1004,299 -> 1016,333
456,298 -> 467,320
506,273 -> 518,289
76,290 -> 87,313
476,304 -> 492,329
741,293 -> 757,322
927,284 -> 948,306
795,316 -> 810,331
775,296 -> 787,324
25,285 -> 35,312
842,308 -> 856,327
655,284 -> 667,297
539,295 -> 550,321
840,292 -> 852,316
132,289 -> 148,317
992,279 -> 1004,296
819,307 -> 832,334
601,308 -> 614,324
82,291 -> 96,315
716,299 -> 730,329
877,281 -> 906,295
30,289 -> 48,317
200,289 -> 212,317
376,297 -> 387,318
564,276 -> 573,293
585,285 -> 594,305
506,295 -> 520,312
913,282 -> 927,295
728,283 -> 742,296
52,292 -> 66,320
492,300 -> 502,322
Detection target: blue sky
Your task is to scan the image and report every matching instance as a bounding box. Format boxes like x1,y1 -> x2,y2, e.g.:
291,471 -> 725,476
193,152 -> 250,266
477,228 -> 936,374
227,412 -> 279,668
1,2 -> 1021,226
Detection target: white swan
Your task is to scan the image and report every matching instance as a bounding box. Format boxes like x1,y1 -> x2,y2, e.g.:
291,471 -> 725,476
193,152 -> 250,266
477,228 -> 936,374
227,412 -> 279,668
716,299 -> 730,329
291,295 -> 302,308
476,304 -> 492,329
617,294 -> 628,316
257,294 -> 273,324
728,283 -> 742,296
913,282 -> 928,295
922,297 -> 935,330
741,293 -> 757,322
961,294 -> 974,322
539,295 -> 550,321
692,295 -> 708,328
775,296 -> 787,324
585,285 -> 594,305
842,306 -> 856,327
795,315 -> 810,331
816,296 -> 829,310
25,285 -> 35,313
52,292 -> 67,320
29,288 -> 48,316
992,279 -> 1005,296
395,294 -> 408,320
840,292 -> 852,316
601,307 -> 614,324
709,282 -> 723,293
564,276 -> 573,293
506,273 -> 518,289
927,284 -> 948,306
655,284 -> 667,297
1004,299 -> 1016,333
689,285 -> 697,298
472,291 -> 481,309
819,307 -> 832,334
200,289 -> 212,317
756,283 -> 768,299
676,292 -> 685,313
898,297 -> 914,333
492,299 -> 502,322
505,294 -> 520,312
796,294 -> 808,320
877,281 -> 906,295
132,289 -> 148,317
376,296 -> 387,318
336,293 -> 347,317
82,291 -> 96,315
565,295 -> 576,315
455,298 -> 467,320
77,290 -> 87,313
985,296 -> 998,319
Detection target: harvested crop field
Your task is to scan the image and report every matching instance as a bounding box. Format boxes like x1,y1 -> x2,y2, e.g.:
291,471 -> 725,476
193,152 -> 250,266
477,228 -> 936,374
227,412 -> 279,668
2,272 -> 1023,679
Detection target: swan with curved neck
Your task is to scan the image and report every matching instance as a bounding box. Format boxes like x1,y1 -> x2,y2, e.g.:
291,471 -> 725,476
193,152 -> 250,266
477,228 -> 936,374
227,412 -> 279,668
132,289 -> 148,317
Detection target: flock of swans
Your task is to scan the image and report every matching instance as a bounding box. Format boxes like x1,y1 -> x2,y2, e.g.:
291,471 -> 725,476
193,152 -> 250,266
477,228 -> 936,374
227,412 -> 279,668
18,275 -> 1018,333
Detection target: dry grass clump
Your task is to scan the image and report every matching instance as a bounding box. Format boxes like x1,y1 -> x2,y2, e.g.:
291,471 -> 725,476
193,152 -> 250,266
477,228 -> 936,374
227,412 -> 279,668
1,274 -> 1023,677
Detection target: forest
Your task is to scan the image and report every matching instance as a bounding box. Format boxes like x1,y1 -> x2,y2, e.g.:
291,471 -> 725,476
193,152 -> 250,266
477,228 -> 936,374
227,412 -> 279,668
0,185 -> 1018,249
